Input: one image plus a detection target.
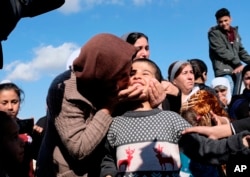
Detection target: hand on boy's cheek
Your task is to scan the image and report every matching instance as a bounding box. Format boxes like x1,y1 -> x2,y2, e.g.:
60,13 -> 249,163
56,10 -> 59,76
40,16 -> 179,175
118,84 -> 146,102
148,79 -> 166,108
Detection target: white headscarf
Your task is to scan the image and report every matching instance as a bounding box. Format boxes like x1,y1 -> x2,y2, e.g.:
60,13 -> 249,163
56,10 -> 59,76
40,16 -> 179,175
211,77 -> 232,104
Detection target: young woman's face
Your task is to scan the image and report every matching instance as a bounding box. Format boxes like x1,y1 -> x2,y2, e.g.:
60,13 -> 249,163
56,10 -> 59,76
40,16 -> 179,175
1,120 -> 24,164
217,16 -> 232,31
129,61 -> 156,98
173,64 -> 194,94
243,71 -> 250,90
0,89 -> 20,118
133,37 -> 150,59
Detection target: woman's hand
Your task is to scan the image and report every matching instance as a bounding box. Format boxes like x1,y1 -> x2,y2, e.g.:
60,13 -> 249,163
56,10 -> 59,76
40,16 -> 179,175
118,84 -> 146,102
161,80 -> 179,96
148,78 -> 166,108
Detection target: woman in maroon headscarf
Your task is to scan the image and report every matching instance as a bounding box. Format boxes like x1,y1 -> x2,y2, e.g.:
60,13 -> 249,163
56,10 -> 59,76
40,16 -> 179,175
36,33 -> 164,177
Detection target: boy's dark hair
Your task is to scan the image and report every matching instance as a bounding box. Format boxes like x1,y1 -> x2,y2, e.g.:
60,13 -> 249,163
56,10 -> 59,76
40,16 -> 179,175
215,8 -> 230,20
132,58 -> 163,82
188,59 -> 207,82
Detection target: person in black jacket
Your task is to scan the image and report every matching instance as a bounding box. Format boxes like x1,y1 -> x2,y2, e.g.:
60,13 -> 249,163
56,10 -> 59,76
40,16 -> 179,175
228,64 -> 250,120
182,113 -> 250,177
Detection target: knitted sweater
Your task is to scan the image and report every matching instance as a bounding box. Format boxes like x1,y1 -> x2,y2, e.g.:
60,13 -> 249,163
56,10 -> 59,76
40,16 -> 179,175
36,70 -> 113,177
100,109 -> 250,177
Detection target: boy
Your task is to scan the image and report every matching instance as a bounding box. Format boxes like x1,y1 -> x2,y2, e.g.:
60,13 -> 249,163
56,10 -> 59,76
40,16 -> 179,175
100,59 -> 250,177
208,8 -> 250,92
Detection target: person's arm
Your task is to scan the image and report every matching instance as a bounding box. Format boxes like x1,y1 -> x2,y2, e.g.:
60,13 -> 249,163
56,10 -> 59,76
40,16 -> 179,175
182,124 -> 232,139
179,131 -> 250,165
47,74 -> 113,160
209,30 -> 242,66
236,32 -> 250,64
232,117 -> 250,133
100,139 -> 117,177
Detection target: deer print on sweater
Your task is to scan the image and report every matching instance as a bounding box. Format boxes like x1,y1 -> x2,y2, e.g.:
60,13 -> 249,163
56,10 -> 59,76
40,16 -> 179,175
118,147 -> 135,171
153,145 -> 175,170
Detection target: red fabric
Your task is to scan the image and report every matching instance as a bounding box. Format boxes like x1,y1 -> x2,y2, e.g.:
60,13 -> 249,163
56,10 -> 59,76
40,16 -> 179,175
227,27 -> 235,43
19,134 -> 34,177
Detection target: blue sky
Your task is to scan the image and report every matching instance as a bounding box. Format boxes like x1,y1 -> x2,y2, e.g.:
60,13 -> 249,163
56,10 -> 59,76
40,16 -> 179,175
1,0 -> 250,121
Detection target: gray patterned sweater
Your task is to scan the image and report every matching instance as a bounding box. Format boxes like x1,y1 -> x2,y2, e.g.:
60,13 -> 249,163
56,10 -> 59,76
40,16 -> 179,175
100,108 -> 250,177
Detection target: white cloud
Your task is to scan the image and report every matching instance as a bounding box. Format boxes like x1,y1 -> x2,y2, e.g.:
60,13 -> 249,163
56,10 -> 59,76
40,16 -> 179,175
58,0 -> 153,14
59,0 -> 123,14
59,0 -> 82,14
4,43 -> 80,81
132,0 -> 152,6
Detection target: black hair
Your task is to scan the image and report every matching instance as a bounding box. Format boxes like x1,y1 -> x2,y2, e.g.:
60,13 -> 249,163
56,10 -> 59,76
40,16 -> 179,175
132,58 -> 163,82
0,82 -> 24,103
126,32 -> 149,45
188,59 -> 207,82
0,111 -> 15,139
215,8 -> 230,20
242,64 -> 250,77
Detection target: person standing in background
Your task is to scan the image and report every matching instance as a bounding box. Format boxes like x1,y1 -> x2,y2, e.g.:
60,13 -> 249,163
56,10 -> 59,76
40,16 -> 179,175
208,8 -> 250,92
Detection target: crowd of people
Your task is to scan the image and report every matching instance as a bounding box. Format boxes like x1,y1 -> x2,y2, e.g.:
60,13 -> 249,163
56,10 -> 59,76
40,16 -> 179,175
1,7 -> 250,177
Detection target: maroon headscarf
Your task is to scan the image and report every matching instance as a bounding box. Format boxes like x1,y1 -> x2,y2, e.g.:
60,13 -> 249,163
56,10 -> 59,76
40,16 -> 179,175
73,33 -> 137,83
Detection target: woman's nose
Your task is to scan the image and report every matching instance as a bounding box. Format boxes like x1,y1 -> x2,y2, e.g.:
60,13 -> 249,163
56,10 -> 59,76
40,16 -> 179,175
7,103 -> 13,110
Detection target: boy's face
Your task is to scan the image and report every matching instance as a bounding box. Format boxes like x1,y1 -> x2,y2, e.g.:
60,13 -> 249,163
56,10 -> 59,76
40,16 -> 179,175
129,61 -> 156,97
1,120 -> 24,164
217,16 -> 232,31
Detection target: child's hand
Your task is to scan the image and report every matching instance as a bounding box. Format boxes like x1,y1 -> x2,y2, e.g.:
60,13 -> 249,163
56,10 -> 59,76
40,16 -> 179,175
33,125 -> 44,134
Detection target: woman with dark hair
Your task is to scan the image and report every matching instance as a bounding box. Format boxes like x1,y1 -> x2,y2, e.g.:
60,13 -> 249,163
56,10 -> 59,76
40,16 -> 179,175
121,32 -> 150,59
189,58 -> 215,94
121,32 -> 179,107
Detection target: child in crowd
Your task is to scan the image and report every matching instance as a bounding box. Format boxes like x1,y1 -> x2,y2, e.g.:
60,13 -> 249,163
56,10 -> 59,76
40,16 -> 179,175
100,58 -> 250,177
0,111 -> 25,177
180,89 -> 230,177
0,81 -> 35,177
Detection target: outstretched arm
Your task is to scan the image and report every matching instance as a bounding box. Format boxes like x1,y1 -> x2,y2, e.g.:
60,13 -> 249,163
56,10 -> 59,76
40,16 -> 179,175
179,131 -> 250,165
